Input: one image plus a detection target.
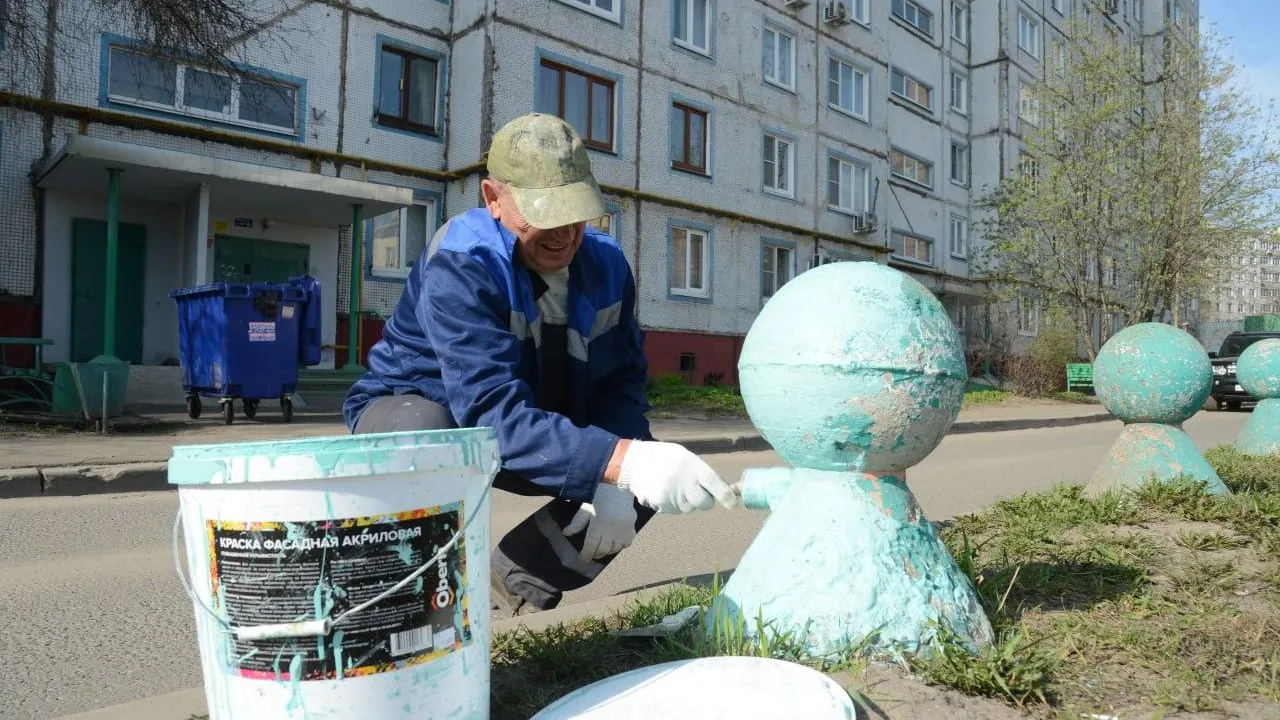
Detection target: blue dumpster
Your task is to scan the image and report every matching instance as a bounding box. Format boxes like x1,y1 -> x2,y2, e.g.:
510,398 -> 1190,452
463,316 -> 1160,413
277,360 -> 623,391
289,274 -> 324,367
170,281 -> 310,424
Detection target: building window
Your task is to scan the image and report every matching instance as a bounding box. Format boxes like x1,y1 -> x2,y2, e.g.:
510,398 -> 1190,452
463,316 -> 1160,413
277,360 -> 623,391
1018,297 -> 1041,336
955,305 -> 968,330
105,43 -> 300,135
1052,0 -> 1065,13
890,68 -> 932,112
951,2 -> 969,44
370,199 -> 438,279
892,229 -> 934,265
949,215 -> 968,257
1103,256 -> 1117,287
827,154 -> 870,215
950,71 -> 967,114
890,148 -> 933,188
588,211 -> 618,237
950,141 -> 968,185
1019,83 -> 1040,126
670,100 -> 709,175
763,131 -> 794,198
673,0 -> 713,55
1052,40 -> 1067,77
536,57 -> 616,152
849,0 -> 871,23
891,0 -> 934,36
1018,12 -> 1041,57
376,43 -> 441,135
828,57 -> 869,120
1019,152 -> 1039,181
763,24 -> 796,91
556,0 -> 622,23
761,242 -> 794,300
670,224 -> 711,299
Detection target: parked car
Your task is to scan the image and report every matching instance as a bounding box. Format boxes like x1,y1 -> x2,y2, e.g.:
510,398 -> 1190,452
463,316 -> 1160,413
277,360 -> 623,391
1209,331 -> 1280,410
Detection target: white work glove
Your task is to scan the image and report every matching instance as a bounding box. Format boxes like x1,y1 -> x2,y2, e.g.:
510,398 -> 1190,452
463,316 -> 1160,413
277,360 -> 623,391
617,441 -> 741,514
563,482 -> 638,562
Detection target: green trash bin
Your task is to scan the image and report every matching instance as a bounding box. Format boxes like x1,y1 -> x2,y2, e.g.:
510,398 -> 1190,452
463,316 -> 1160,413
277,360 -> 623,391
51,360 -> 130,419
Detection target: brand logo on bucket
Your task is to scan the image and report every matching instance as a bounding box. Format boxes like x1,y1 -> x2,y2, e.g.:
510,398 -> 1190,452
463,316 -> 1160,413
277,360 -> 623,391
430,547 -> 454,610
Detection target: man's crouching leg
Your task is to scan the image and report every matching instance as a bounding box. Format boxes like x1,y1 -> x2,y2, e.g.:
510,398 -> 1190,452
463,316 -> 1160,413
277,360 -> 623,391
351,394 -> 656,618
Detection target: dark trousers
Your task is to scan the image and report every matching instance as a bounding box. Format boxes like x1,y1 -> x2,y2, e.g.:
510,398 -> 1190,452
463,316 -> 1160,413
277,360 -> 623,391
352,394 -> 656,610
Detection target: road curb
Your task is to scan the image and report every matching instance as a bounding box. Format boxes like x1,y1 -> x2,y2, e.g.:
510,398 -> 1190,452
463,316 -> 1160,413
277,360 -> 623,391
1,414 -> 1114,499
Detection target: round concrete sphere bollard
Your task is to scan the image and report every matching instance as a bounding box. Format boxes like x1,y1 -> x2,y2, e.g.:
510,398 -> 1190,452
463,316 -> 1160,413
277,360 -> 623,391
716,261 -> 993,660
1234,338 -> 1280,457
1237,338 -> 1280,400
1093,322 -> 1212,425
737,261 -> 968,474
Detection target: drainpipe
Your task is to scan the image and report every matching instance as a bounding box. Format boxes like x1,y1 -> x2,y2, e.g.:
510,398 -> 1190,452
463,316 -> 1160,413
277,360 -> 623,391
102,168 -> 123,361
343,203 -> 366,372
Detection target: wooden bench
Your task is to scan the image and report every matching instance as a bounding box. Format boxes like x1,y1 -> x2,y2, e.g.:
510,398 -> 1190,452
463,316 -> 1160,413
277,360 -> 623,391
1066,362 -> 1094,393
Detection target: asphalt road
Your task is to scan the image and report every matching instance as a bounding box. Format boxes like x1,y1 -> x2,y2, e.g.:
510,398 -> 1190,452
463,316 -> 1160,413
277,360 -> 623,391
0,412 -> 1251,720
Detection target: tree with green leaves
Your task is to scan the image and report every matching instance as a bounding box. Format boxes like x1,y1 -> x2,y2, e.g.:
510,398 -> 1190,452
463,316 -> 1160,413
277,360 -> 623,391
972,6 -> 1280,359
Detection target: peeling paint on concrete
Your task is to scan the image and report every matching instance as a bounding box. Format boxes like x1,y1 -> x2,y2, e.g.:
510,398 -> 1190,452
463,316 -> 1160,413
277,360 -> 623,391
716,262 -> 993,660
1085,323 -> 1228,497
1235,338 -> 1280,457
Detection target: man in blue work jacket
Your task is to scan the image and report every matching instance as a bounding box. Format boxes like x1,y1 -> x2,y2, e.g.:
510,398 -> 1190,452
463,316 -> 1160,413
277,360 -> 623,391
344,113 -> 739,618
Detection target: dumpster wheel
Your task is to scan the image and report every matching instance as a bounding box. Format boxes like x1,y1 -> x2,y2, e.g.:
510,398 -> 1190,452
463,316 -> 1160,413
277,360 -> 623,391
187,395 -> 202,420
281,396 -> 294,423
244,400 -> 259,419
222,399 -> 234,425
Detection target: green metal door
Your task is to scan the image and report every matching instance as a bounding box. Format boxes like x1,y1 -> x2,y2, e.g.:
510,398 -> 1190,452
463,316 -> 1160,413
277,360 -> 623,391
70,218 -> 147,364
213,235 -> 310,284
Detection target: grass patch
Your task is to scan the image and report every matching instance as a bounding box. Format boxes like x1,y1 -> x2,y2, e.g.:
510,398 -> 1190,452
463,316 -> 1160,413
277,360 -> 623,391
644,374 -> 746,417
962,389 -> 1014,406
492,447 -> 1280,719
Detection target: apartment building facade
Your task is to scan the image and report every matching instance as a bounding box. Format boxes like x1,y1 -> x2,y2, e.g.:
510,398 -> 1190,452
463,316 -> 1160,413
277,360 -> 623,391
0,0 -> 1197,386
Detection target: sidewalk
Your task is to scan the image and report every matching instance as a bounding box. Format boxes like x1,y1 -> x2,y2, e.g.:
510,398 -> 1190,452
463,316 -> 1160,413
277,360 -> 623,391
0,399 -> 1112,498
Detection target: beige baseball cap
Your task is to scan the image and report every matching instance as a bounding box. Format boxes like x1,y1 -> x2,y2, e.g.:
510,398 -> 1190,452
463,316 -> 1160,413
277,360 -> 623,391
485,113 -> 607,230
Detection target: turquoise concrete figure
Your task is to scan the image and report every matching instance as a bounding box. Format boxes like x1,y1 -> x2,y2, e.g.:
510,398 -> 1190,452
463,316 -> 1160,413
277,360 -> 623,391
1083,322 -> 1230,497
709,261 -> 995,661
1234,338 -> 1280,456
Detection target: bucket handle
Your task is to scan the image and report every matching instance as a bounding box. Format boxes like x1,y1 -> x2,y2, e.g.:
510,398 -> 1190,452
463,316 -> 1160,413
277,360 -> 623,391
171,461 -> 499,643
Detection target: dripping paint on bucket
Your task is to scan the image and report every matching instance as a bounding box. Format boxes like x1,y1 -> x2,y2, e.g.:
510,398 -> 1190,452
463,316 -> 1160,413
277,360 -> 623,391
168,428 -> 500,719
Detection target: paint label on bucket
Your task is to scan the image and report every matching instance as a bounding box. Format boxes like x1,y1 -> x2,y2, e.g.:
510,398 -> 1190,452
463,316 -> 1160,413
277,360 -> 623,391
206,503 -> 471,681
248,321 -> 275,342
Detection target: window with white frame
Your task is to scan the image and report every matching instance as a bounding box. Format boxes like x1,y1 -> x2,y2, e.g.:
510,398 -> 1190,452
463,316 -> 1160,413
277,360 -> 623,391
950,71 -> 967,113
1103,256 -> 1117,287
950,141 -> 968,185
848,0 -> 870,24
1018,12 -> 1041,57
1134,0 -> 1142,23
892,229 -> 933,265
106,44 -> 299,134
949,215 -> 968,257
670,224 -> 710,298
828,57 -> 869,120
890,68 -> 932,111
763,24 -> 796,91
761,242 -> 794,300
1019,83 -> 1040,125
891,0 -> 934,36
955,305 -> 968,330
1018,152 -> 1038,181
371,199 -> 438,278
951,2 -> 969,44
1052,0 -> 1065,13
1018,297 -> 1041,336
1052,40 -> 1067,77
890,148 -> 933,188
557,0 -> 621,22
763,132 -> 794,197
827,155 -> 870,214
588,211 -> 617,237
673,0 -> 713,55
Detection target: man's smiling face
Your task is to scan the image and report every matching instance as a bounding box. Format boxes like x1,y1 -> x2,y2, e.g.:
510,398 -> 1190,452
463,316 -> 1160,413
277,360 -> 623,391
483,178 -> 586,274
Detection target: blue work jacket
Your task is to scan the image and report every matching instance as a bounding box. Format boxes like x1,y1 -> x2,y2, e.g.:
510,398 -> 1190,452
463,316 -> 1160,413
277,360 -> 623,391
343,207 -> 653,503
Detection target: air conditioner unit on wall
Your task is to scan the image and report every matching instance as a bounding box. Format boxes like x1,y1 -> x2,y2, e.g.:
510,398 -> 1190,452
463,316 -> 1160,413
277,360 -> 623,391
852,212 -> 877,234
823,0 -> 851,25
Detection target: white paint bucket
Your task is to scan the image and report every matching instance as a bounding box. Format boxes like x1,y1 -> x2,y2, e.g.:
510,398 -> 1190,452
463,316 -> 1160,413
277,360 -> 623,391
532,656 -> 860,719
169,428 -> 500,720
